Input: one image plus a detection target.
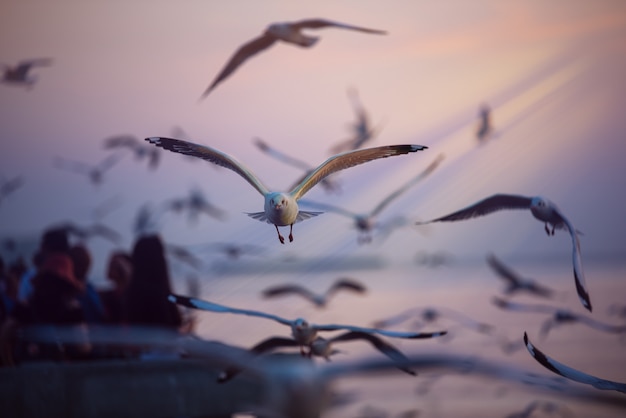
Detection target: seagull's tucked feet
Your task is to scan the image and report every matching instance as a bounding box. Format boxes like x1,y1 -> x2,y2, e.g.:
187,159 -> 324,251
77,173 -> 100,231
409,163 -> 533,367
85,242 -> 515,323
288,224 -> 294,242
544,223 -> 551,236
275,225 -> 285,244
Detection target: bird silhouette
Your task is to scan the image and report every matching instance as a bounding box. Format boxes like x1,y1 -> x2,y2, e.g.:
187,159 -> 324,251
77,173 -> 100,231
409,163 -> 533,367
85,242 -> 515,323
1,58 -> 52,88
261,277 -> 367,308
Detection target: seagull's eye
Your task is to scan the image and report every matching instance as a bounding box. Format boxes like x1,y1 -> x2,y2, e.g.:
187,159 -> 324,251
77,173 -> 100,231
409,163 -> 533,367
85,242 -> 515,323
282,199 -> 286,205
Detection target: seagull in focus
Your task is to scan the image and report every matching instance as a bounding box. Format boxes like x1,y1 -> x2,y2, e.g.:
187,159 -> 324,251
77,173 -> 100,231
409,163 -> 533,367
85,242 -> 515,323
493,297 -> 626,339
0,175 -> 24,206
146,136 -> 427,244
253,137 -> 342,194
524,332 -> 626,393
329,87 -> 383,154
261,277 -> 367,308
416,194 -> 591,312
1,58 -> 52,88
302,154 -> 444,244
486,253 -> 556,298
103,134 -> 161,170
372,305 -> 495,336
53,153 -> 123,186
168,294 -> 447,354
218,331 -> 417,383
200,19 -> 387,98
163,187 -> 228,223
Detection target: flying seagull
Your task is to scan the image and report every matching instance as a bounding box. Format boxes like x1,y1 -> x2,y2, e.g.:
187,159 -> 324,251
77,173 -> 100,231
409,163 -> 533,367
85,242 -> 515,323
253,137 -> 341,194
103,134 -> 161,170
1,58 -> 52,87
524,332 -> 626,393
163,187 -> 228,223
55,221 -> 122,245
261,277 -> 367,308
416,194 -> 591,312
302,154 -> 444,243
53,153 -> 124,186
200,18 -> 387,98
168,294 -> 447,354
145,136 -> 427,244
475,104 -> 493,143
0,175 -> 24,206
329,87 -> 382,154
493,297 -> 626,339
218,331 -> 417,383
486,253 -> 556,298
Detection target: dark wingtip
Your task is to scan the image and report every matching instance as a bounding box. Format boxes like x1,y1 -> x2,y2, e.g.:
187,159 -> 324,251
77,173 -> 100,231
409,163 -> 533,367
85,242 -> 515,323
574,270 -> 592,312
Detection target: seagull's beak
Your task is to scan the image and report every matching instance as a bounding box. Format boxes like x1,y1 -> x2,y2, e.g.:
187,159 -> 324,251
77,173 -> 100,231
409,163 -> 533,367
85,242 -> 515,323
274,204 -> 281,210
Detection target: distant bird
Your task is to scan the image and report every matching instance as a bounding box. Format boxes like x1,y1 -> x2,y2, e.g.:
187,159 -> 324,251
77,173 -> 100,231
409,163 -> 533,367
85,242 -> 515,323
56,221 -> 122,245
0,175 -> 24,206
103,134 -> 160,170
372,305 -> 494,336
53,153 -> 123,186
199,241 -> 266,260
303,154 -> 444,244
524,332 -> 626,393
146,136 -> 427,244
165,244 -> 204,271
164,187 -> 227,223
329,87 -> 382,154
253,137 -> 342,194
261,277 -> 367,308
168,294 -> 447,354
200,19 -> 387,98
1,58 -> 52,88
493,297 -> 626,339
218,331 -> 417,383
133,203 -> 161,236
416,194 -> 591,312
486,253 -> 556,298
414,250 -> 454,268
505,400 -> 573,418
475,104 -> 493,143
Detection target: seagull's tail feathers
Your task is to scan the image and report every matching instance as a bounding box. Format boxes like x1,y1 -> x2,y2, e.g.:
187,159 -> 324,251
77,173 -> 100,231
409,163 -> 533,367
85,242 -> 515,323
295,211 -> 324,223
245,212 -> 271,224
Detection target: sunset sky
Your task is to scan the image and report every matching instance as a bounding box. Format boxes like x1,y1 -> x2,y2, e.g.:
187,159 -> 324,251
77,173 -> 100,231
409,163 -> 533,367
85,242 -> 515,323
2,0 -> 626,276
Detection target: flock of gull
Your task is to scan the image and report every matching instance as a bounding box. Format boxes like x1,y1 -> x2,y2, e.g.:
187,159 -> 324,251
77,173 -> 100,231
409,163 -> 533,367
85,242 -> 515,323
3,15 -> 626,418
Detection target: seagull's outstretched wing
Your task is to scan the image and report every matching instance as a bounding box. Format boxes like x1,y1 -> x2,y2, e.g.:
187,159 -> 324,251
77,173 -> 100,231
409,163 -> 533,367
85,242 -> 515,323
16,58 -> 53,75
298,199 -> 357,219
491,297 -> 557,314
554,207 -> 592,312
486,254 -> 524,287
418,194 -> 532,224
145,137 -> 270,196
290,145 -> 427,200
200,34 -> 278,99
326,278 -> 367,297
168,294 -> 293,326
314,322 -> 446,340
371,308 -> 419,329
328,331 -> 416,375
291,19 -> 387,35
370,153 -> 444,217
524,332 -> 626,393
262,284 -> 317,303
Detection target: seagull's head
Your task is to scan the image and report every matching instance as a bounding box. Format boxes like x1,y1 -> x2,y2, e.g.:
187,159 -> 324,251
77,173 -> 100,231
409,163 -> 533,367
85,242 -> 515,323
529,196 -> 555,220
294,318 -> 309,331
268,192 -> 290,212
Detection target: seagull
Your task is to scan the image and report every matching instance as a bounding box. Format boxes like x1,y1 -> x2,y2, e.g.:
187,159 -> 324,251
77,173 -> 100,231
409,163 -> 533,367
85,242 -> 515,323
103,134 -> 161,170
55,221 -> 122,245
301,154 -> 444,244
165,244 -> 205,271
168,294 -> 447,354
329,87 -> 383,154
163,187 -> 228,223
0,175 -> 24,206
1,58 -> 53,87
53,153 -> 123,186
486,253 -> 556,298
416,194 -> 591,312
133,203 -> 161,236
524,332 -> 626,393
492,297 -> 626,339
261,277 -> 367,308
146,136 -> 427,244
200,19 -> 387,98
475,104 -> 493,143
198,241 -> 266,260
253,137 -> 341,194
372,305 -> 494,336
218,331 -> 418,383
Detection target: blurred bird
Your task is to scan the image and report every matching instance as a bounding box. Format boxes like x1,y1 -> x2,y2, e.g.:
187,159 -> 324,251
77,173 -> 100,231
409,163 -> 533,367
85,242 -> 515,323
103,134 -> 160,170
493,297 -> 626,339
373,305 -> 494,336
416,194 -> 591,312
164,243 -> 204,271
329,87 -> 383,154
524,332 -> 626,393
199,241 -> 266,260
55,221 -> 122,245
218,331 -> 417,383
302,154 -> 444,244
261,277 -> 367,308
146,136 -> 427,244
163,187 -> 227,223
200,19 -> 387,98
168,294 -> 447,354
253,137 -> 342,194
505,399 -> 574,418
133,203 -> 161,236
486,253 -> 556,298
475,104 -> 493,143
414,250 -> 454,268
1,58 -> 52,88
0,175 -> 24,206
53,153 -> 123,186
